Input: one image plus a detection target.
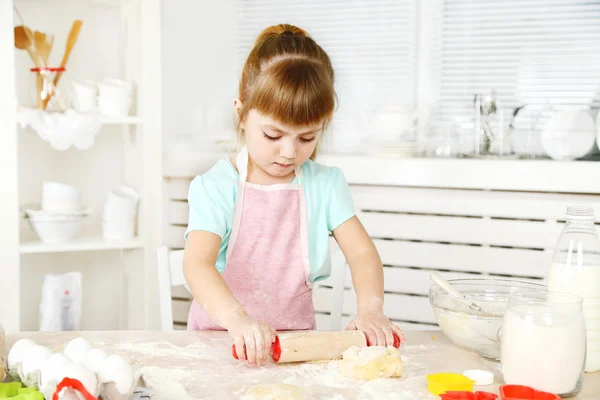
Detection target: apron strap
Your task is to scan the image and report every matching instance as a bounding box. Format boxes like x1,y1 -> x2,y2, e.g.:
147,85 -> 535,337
236,146 -> 302,183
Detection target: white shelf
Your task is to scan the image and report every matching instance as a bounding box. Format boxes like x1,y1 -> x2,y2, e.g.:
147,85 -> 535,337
15,108 -> 143,126
99,115 -> 143,125
20,236 -> 144,254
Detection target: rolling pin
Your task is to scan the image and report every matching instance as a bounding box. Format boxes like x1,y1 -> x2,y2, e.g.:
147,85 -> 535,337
232,330 -> 401,363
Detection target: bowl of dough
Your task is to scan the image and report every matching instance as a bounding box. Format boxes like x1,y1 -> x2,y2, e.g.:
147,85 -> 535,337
429,278 -> 546,362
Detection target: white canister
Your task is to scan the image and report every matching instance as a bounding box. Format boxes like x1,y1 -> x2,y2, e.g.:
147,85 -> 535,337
97,79 -> 133,118
70,80 -> 97,113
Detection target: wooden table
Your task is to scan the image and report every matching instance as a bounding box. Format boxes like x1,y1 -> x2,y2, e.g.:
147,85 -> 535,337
4,330 -> 599,399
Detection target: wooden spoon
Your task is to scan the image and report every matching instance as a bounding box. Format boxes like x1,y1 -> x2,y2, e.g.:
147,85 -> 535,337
14,25 -> 42,66
42,20 -> 83,109
33,30 -> 54,65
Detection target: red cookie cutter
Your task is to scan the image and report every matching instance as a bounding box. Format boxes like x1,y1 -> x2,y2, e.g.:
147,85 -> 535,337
52,377 -> 98,400
499,385 -> 560,400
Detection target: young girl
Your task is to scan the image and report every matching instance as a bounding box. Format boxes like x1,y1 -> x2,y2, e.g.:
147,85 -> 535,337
183,23 -> 404,366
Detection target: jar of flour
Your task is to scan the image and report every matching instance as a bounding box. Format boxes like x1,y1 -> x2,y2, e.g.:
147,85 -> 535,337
501,290 -> 586,397
547,206 -> 600,373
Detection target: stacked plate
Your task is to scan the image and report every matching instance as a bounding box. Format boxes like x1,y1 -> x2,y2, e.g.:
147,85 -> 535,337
102,186 -> 139,240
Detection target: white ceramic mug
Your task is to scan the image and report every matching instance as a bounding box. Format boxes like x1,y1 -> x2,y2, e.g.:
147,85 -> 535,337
97,79 -> 133,117
70,80 -> 97,113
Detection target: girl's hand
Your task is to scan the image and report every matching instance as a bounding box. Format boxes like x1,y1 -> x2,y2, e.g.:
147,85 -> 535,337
228,315 -> 276,366
345,310 -> 406,347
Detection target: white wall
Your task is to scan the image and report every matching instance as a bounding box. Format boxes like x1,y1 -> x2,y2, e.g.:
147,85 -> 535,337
161,1 -> 237,145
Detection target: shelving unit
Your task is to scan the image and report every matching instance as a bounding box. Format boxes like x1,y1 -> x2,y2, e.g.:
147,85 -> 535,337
0,0 -> 163,333
20,236 -> 144,254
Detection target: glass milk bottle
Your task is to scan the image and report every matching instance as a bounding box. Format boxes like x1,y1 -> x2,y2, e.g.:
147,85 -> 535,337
547,206 -> 600,372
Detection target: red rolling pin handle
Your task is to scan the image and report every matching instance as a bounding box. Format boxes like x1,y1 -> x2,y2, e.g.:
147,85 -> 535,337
232,333 -> 401,361
231,336 -> 281,361
366,333 -> 402,348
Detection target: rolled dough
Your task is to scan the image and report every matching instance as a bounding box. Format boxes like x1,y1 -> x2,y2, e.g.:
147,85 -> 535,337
241,383 -> 313,400
339,345 -> 403,381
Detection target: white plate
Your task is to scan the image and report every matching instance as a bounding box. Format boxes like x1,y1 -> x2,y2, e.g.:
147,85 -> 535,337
541,110 -> 596,161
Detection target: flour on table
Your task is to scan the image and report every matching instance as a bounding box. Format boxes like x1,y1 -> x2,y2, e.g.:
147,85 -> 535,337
338,346 -> 403,381
138,366 -> 195,400
110,341 -> 215,361
91,337 -> 438,400
241,383 -> 313,400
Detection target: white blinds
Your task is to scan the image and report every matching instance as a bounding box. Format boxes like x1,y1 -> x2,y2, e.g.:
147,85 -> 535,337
431,0 -> 600,156
233,0 -> 419,151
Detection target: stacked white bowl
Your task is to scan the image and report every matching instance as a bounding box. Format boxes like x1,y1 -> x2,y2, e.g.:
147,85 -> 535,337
102,186 -> 139,240
24,182 -> 88,243
42,182 -> 82,213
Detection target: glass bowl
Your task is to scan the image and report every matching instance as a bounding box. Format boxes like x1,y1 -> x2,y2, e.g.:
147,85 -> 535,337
429,278 -> 546,362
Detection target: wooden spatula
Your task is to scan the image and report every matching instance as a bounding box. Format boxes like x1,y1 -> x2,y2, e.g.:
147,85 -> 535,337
42,20 -> 83,109
14,25 -> 42,67
33,30 -> 54,65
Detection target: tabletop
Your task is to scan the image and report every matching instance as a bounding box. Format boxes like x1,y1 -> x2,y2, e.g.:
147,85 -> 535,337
4,330 -> 599,400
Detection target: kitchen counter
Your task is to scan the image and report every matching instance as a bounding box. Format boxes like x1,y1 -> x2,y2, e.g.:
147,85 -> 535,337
4,330 -> 599,399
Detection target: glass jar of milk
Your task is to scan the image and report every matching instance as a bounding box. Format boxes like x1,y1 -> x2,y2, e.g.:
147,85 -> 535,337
548,206 -> 600,373
501,290 -> 586,397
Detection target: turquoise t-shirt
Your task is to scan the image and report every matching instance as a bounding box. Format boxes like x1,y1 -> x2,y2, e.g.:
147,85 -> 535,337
184,158 -> 356,283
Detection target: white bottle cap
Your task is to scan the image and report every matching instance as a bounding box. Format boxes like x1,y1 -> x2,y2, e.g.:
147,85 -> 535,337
463,369 -> 494,386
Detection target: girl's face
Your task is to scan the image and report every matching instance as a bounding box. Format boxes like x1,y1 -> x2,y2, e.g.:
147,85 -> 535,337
240,109 -> 322,180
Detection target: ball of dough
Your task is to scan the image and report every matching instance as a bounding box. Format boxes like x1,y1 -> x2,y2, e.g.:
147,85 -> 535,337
241,383 -> 313,400
339,345 -> 403,381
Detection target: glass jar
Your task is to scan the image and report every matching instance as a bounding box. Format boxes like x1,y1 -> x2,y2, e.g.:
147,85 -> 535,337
547,206 -> 600,373
30,67 -> 66,111
501,290 -> 586,397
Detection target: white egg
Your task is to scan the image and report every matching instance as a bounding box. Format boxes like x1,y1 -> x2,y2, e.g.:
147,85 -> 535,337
40,353 -> 70,388
20,344 -> 53,388
98,354 -> 134,394
84,348 -> 108,374
56,362 -> 98,398
63,337 -> 92,364
7,338 -> 37,380
39,353 -> 71,399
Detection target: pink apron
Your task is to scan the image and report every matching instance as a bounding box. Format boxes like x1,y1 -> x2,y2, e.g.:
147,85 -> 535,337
187,147 -> 316,331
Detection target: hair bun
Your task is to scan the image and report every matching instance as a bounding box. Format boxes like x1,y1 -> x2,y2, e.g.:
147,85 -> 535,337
255,24 -> 309,45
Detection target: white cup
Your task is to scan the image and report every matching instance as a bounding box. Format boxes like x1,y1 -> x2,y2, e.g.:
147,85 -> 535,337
97,79 -> 133,117
70,80 -> 97,113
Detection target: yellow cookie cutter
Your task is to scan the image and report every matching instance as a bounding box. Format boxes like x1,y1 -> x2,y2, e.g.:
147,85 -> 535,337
426,372 -> 475,395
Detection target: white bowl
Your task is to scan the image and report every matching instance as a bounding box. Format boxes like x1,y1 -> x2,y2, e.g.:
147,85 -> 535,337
102,221 -> 135,240
103,202 -> 137,220
105,188 -> 138,209
27,215 -> 85,243
42,182 -> 82,213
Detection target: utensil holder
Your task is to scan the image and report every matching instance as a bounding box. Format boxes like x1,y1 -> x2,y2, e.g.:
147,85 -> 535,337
30,67 -> 66,111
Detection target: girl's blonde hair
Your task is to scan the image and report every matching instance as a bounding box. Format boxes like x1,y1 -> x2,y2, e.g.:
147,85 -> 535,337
236,24 -> 336,160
